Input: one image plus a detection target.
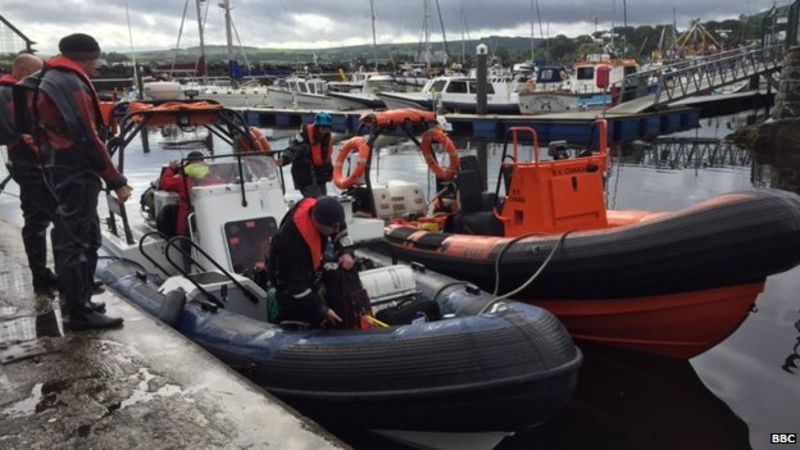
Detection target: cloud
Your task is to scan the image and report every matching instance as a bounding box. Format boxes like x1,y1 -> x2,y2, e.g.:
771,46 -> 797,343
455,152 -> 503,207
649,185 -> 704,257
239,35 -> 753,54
1,0 -> 757,55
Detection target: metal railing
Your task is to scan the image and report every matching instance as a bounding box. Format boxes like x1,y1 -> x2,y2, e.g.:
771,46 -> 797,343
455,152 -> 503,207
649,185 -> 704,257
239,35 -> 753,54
633,138 -> 752,170
617,43 -> 785,109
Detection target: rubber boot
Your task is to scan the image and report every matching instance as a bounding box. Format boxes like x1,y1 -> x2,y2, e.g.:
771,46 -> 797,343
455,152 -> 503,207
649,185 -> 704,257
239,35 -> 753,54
32,268 -> 59,292
66,304 -> 123,331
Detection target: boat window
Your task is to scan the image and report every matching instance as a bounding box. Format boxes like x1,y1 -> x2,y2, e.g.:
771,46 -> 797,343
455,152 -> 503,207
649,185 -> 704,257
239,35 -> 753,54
467,82 -> 495,94
539,69 -> 555,82
242,154 -> 280,182
446,81 -> 468,93
224,217 -> 279,274
624,66 -> 637,76
298,82 -> 308,93
430,80 -> 447,93
577,67 -> 594,80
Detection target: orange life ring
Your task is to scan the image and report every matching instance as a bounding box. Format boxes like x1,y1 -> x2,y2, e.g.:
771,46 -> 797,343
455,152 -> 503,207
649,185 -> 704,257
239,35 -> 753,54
334,137 -> 371,189
237,126 -> 271,153
420,128 -> 459,180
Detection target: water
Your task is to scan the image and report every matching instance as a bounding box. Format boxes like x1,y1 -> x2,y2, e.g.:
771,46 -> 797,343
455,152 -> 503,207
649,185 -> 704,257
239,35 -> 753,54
1,108 -> 798,449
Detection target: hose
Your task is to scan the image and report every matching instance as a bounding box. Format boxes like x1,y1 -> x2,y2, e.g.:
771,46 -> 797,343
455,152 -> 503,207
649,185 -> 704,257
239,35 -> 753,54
481,230 -> 573,314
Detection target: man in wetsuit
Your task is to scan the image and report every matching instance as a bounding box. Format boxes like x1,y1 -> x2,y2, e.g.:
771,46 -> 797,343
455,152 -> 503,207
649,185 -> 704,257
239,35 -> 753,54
277,112 -> 334,198
21,34 -> 132,330
0,54 -> 57,291
269,196 -> 355,328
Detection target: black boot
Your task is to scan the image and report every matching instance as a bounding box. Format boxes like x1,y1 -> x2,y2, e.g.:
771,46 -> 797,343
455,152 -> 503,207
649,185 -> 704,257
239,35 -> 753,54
89,300 -> 106,313
32,268 -> 59,292
60,299 -> 107,314
66,307 -> 123,331
92,281 -> 106,295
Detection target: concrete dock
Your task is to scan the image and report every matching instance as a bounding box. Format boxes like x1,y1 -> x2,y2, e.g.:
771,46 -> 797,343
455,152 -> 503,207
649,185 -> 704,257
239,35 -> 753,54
0,220 -> 344,449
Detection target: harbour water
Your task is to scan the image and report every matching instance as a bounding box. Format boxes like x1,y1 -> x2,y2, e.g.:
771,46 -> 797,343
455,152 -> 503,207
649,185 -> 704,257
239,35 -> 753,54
0,107 -> 798,449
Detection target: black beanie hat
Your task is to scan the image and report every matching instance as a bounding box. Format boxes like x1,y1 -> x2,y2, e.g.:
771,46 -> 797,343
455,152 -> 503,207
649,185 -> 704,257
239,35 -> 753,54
186,151 -> 205,161
59,33 -> 101,60
312,196 -> 345,229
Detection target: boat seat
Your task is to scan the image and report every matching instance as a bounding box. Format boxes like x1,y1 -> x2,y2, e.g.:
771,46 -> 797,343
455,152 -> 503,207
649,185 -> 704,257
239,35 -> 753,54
446,211 -> 505,237
455,169 -> 495,211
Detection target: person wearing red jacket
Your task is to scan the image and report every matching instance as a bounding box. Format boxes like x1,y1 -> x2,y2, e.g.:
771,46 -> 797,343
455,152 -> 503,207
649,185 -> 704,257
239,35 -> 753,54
20,34 -> 132,331
158,151 -> 224,237
0,54 -> 57,291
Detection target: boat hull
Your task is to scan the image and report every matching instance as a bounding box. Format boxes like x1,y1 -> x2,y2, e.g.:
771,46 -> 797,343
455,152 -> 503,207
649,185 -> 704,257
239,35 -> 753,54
382,189 -> 800,358
535,283 -> 763,359
97,258 -> 581,431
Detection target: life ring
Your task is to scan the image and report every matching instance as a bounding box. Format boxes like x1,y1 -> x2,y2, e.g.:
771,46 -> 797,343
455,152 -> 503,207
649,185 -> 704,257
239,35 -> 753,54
334,137 -> 371,189
237,126 -> 271,153
420,128 -> 459,180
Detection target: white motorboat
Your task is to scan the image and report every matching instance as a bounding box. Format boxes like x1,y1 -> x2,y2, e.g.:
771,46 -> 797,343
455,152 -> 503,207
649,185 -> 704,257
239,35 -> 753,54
377,74 -> 522,114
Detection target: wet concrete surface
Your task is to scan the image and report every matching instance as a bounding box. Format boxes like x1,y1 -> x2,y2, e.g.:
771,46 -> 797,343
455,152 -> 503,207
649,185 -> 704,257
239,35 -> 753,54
0,220 -> 344,449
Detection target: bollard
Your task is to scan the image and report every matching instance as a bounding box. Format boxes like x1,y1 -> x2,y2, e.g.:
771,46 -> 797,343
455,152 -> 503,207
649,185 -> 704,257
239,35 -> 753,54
476,44 -> 488,115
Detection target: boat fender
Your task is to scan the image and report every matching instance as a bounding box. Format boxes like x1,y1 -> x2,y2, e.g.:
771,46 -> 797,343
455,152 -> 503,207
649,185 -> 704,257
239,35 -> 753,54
158,287 -> 186,328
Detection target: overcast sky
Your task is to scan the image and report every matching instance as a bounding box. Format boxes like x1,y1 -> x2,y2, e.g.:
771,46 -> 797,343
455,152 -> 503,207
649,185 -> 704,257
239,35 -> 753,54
0,0 -> 780,55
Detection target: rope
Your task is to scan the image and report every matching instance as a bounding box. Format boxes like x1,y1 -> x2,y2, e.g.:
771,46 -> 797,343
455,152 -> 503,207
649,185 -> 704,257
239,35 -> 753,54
481,230 -> 572,314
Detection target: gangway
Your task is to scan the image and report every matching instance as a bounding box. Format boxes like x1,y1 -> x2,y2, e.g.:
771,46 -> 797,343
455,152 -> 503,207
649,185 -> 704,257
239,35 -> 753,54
611,43 -> 785,113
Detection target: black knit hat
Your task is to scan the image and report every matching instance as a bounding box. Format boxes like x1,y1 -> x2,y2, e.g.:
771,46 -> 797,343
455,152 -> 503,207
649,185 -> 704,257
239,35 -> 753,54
59,33 -> 101,60
186,151 -> 205,161
312,196 -> 345,229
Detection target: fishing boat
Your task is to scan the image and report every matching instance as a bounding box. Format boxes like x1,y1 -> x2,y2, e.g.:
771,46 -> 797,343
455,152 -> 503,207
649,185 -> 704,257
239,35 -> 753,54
519,55 -> 638,114
267,75 -> 338,110
96,101 -> 582,432
333,111 -> 800,359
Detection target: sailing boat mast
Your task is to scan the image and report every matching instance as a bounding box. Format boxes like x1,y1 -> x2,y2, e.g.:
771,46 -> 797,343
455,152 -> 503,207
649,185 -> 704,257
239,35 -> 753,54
195,0 -> 208,83
221,0 -> 235,84
529,0 -> 535,63
424,0 -> 432,72
461,6 -> 466,66
370,0 -> 378,71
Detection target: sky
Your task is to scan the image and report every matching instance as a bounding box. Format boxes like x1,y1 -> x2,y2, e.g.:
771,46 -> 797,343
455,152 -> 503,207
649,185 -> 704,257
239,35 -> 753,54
0,0 -> 781,56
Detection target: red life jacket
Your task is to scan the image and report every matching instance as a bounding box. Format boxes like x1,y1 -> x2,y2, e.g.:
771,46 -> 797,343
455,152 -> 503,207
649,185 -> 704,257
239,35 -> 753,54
306,124 -> 332,167
43,56 -> 105,134
293,198 -> 323,270
0,74 -> 17,86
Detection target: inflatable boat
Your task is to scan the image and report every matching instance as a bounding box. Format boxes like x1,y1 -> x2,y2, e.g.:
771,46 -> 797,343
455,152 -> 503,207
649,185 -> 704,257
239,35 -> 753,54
96,102 -> 581,432
335,113 -> 800,358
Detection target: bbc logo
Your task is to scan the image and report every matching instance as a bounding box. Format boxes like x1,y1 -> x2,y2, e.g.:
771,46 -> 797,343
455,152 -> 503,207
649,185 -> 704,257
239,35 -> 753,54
771,433 -> 797,445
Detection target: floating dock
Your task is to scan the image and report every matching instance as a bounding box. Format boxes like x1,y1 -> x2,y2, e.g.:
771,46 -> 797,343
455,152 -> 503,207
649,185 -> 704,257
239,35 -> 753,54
237,106 -> 701,145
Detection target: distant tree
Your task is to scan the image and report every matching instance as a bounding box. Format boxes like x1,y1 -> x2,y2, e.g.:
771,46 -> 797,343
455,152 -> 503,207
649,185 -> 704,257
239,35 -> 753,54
103,52 -> 130,63
547,35 -> 579,64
